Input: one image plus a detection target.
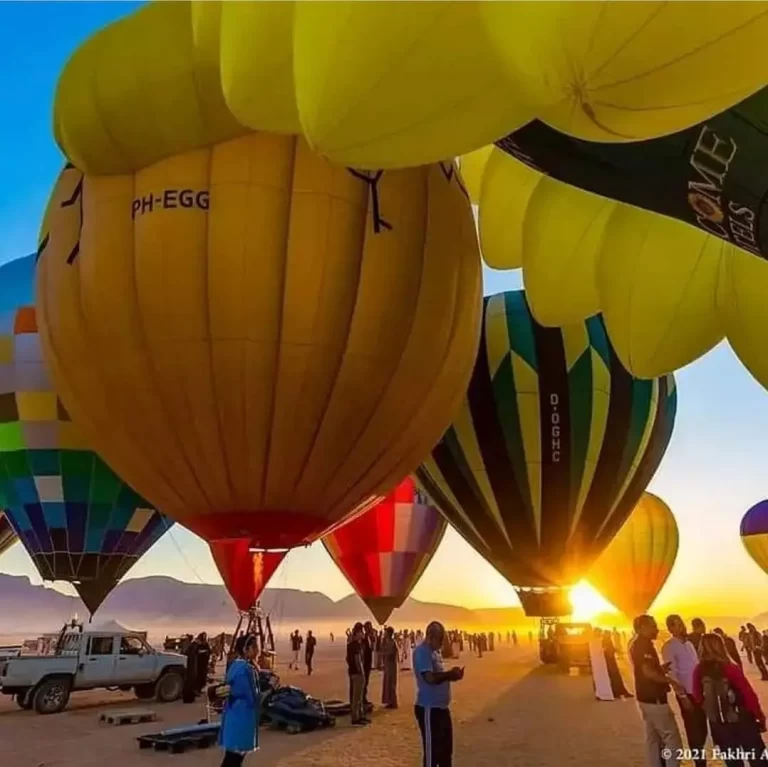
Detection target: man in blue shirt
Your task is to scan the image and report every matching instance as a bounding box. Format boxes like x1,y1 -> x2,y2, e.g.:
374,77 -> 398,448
413,621 -> 464,766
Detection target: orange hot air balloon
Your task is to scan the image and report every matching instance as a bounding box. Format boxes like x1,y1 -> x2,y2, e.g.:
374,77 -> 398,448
210,540 -> 286,613
588,493 -> 678,619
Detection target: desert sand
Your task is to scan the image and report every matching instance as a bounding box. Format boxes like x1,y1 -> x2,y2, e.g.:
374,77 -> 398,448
0,637 -> 758,766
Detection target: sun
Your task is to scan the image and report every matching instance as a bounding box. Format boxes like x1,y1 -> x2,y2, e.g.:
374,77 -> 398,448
569,581 -> 617,622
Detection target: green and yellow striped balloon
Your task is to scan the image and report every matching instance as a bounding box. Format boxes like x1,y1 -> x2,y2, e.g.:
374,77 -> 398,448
416,290 -> 677,616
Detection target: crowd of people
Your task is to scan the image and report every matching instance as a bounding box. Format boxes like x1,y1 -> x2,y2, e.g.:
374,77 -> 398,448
630,614 -> 767,767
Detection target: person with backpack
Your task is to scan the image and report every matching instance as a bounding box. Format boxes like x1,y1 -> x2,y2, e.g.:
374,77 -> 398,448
693,633 -> 767,766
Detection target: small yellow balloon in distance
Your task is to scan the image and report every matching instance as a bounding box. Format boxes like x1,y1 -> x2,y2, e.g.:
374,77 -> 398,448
481,1 -> 768,142
588,492 -> 678,619
292,1 -> 534,169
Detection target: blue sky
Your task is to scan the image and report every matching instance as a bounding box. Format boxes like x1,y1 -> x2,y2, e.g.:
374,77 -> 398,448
2,1 -> 768,619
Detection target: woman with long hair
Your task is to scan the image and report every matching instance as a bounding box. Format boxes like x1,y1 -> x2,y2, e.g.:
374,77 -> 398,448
693,633 -> 766,766
219,633 -> 261,767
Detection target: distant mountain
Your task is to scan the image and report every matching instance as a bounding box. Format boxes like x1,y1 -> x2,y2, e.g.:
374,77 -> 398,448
0,574 -> 528,636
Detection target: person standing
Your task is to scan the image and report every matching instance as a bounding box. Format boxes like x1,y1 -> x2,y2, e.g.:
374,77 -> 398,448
218,634 -> 261,767
195,632 -> 212,694
512,630 -> 518,647
602,629 -> 632,699
714,628 -> 743,669
330,632 -> 335,644
347,623 -> 369,726
183,634 -> 199,704
362,622 -> 375,706
382,626 -> 399,709
305,630 -> 317,676
748,624 -> 768,681
289,630 -> 302,671
528,630 -> 533,645
631,615 -> 685,767
413,621 -> 464,767
689,618 -> 706,654
693,633 -> 767,767
662,615 -> 708,767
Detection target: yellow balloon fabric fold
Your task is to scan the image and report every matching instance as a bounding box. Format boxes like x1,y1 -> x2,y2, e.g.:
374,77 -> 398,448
292,1 -> 534,169
481,1 -> 768,142
522,177 -> 613,327
718,248 -> 768,393
478,150 -> 541,271
55,2 -> 247,175
598,208 -> 727,379
458,146 -> 493,205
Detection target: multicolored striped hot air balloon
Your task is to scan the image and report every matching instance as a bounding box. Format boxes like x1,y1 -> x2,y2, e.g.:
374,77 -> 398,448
0,255 -> 172,615
416,290 -> 677,617
588,493 -> 679,619
323,477 -> 447,624
741,500 -> 768,577
0,511 -> 17,556
210,540 -> 286,613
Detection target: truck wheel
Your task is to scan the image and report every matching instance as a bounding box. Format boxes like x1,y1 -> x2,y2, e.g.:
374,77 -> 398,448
155,670 -> 184,703
33,678 -> 71,714
15,690 -> 32,710
134,683 -> 155,700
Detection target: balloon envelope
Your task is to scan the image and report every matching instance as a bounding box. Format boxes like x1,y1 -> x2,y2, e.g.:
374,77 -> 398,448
740,500 -> 768,576
416,290 -> 677,616
0,256 -> 171,615
323,477 -> 447,624
210,539 -> 286,613
588,492 -> 678,619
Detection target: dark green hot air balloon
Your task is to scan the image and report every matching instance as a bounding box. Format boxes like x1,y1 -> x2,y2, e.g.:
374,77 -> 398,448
416,290 -> 677,617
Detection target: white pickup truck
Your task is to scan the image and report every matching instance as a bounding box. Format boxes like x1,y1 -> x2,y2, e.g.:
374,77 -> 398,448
0,629 -> 186,714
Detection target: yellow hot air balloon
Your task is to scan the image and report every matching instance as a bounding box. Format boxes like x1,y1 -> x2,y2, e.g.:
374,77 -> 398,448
480,1 -> 768,143
36,2 -> 482,551
588,493 -> 678,619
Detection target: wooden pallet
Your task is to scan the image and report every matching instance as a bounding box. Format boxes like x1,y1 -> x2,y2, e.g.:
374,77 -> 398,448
137,724 -> 220,754
100,709 -> 157,726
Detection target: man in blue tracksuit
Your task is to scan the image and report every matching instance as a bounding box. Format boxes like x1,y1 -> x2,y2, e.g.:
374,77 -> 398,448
412,621 -> 465,767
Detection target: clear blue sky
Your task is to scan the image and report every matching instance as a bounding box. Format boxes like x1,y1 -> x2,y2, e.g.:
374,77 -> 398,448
2,1 -> 768,618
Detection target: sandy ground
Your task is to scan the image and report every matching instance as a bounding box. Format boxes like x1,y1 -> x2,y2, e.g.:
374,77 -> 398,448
1,639 -> 764,766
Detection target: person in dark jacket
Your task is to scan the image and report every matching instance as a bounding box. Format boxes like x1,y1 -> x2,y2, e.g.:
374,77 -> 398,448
182,634 -> 199,703
689,618 -> 706,653
714,628 -> 743,669
195,632 -> 212,693
347,623 -> 369,725
748,624 -> 768,681
305,630 -> 317,676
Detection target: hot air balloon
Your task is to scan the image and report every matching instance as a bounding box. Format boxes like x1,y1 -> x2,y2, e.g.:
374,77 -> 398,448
37,2 -> 481,555
588,493 -> 678,619
416,290 -> 677,617
0,256 -> 171,615
0,512 -> 18,556
210,540 -> 286,614
740,500 -> 768,577
323,477 -> 447,624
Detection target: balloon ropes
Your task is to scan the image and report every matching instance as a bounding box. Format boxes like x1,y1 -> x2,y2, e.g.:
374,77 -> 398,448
588,492 -> 679,619
323,476 -> 447,624
0,512 -> 18,556
0,256 -> 171,616
416,290 -> 677,617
